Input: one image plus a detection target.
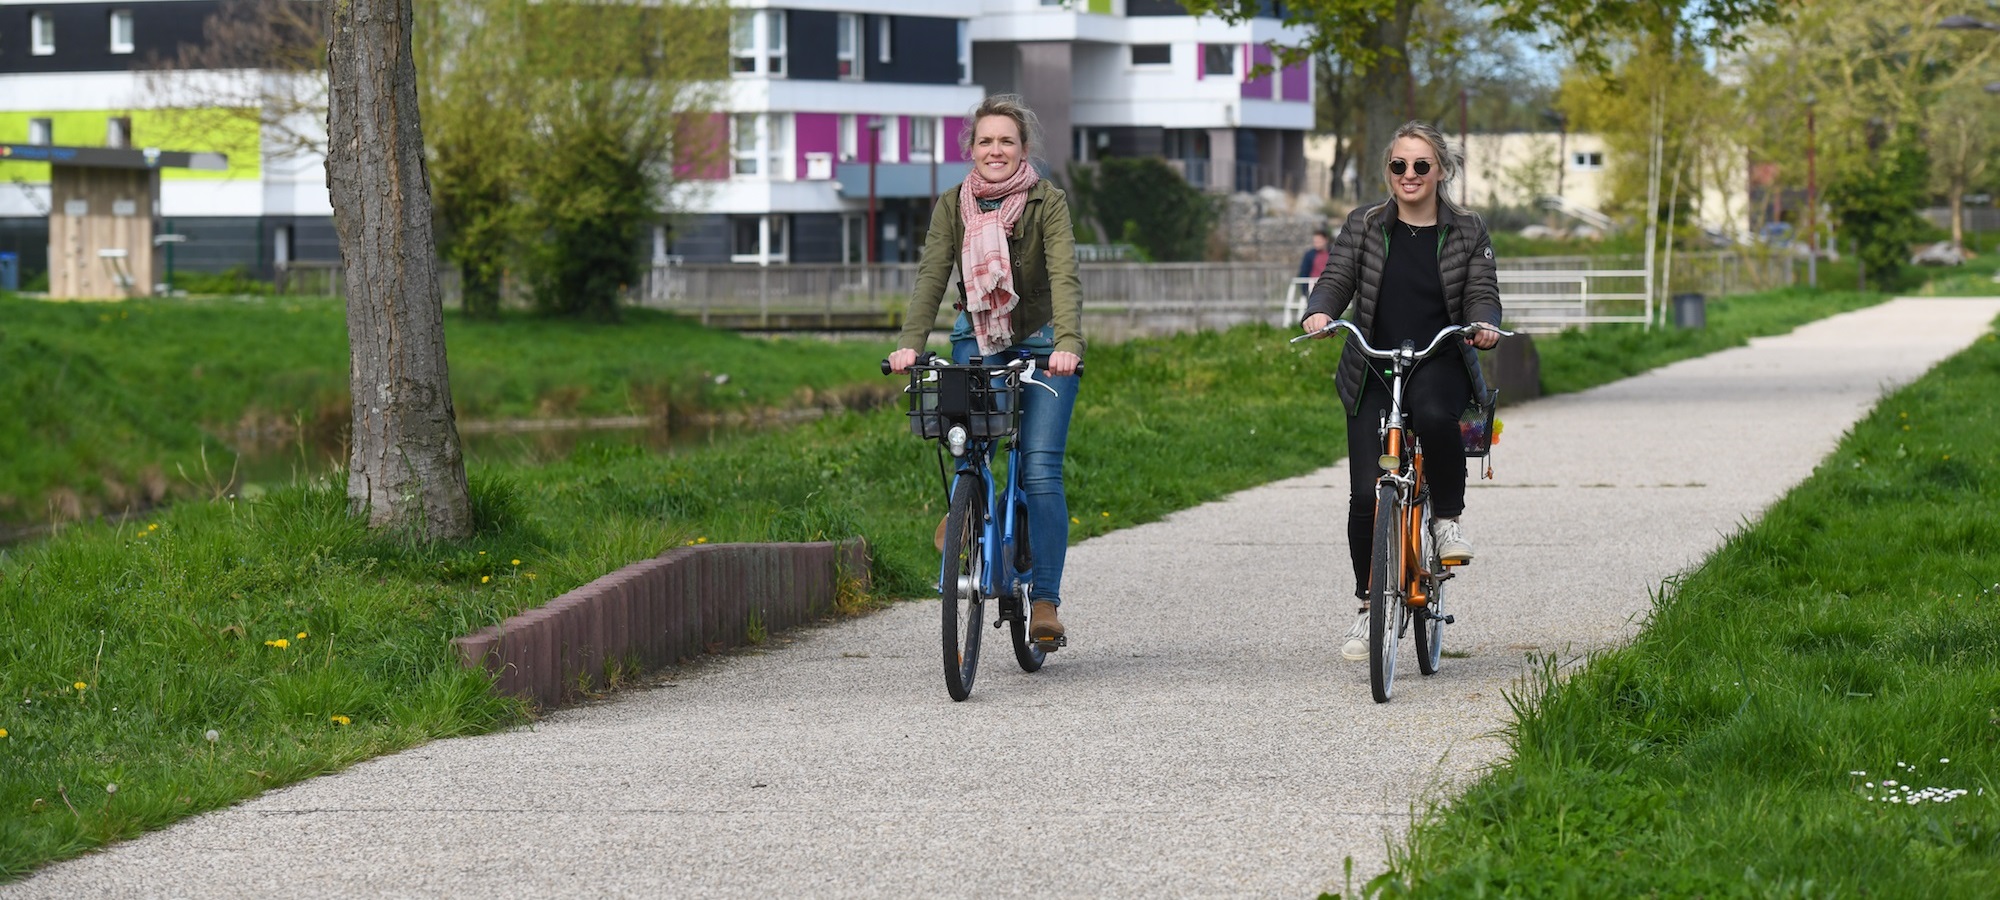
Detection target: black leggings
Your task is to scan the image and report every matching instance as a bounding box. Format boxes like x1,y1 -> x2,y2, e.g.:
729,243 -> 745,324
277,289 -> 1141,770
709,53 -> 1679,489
1345,358 -> 1472,600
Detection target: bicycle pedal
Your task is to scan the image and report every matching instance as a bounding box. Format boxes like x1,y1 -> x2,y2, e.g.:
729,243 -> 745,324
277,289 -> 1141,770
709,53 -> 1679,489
1032,635 -> 1067,650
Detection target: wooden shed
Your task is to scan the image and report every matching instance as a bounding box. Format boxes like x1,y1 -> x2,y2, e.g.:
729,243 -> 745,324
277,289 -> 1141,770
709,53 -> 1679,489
0,142 -> 226,299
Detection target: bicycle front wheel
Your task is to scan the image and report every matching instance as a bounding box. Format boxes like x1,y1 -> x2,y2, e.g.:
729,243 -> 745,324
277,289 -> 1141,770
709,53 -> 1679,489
1368,481 -> 1403,703
1413,498 -> 1445,677
1006,497 -> 1046,673
940,474 -> 987,701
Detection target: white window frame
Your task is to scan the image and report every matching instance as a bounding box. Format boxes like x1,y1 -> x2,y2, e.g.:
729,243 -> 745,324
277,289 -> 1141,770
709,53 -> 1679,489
28,118 -> 53,145
837,13 -> 863,80
769,113 -> 793,180
956,21 -> 971,85
876,16 -> 892,65
731,215 -> 790,265
31,12 -> 57,56
909,116 -> 937,164
838,114 -> 858,163
875,116 -> 900,164
730,10 -> 786,77
731,113 -> 762,177
108,9 -> 134,54
1571,151 -> 1604,171
1203,43 -> 1235,77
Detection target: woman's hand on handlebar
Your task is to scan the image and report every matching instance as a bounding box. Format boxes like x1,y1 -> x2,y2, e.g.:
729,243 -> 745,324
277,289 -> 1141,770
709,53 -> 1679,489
1466,322 -> 1502,350
1047,351 -> 1080,377
1301,313 -> 1333,338
887,348 -> 921,374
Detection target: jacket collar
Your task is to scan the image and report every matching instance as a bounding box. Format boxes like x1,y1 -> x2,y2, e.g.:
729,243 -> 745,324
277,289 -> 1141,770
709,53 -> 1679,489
1363,196 -> 1470,231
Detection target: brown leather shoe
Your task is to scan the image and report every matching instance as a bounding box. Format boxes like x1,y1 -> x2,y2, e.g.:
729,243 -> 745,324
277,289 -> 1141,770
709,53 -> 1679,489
1028,601 -> 1065,643
933,516 -> 949,552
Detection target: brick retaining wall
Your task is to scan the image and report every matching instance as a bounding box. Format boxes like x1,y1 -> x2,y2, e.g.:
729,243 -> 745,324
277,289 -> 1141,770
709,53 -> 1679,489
449,539 -> 870,709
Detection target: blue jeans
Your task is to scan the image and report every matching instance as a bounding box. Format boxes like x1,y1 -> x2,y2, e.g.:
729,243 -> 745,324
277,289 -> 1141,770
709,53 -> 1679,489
952,339 -> 1080,607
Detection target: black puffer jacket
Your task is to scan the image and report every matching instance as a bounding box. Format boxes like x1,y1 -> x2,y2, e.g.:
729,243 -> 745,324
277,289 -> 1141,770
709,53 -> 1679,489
1301,199 -> 1504,416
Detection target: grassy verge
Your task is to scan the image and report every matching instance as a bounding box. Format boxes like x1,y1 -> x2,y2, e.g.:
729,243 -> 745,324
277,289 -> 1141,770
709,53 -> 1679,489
1375,323 -> 2000,896
0,282 -> 1899,878
0,295 -> 890,526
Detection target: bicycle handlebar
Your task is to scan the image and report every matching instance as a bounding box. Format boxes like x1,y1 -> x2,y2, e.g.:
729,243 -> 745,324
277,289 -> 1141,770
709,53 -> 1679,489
879,353 -> 1082,376
1289,319 -> 1514,361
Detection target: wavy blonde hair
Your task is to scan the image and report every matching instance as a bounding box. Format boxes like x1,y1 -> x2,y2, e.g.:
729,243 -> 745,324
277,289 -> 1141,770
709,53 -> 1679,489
957,94 -> 1042,163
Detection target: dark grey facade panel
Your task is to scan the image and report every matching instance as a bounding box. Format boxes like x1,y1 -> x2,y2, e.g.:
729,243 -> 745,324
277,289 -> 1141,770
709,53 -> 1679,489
790,213 -> 842,264
160,217 -> 263,274
1125,0 -> 1190,16
1104,127 -> 1165,159
0,217 -> 49,280
0,1 -> 226,75
788,10 -> 837,81
867,15 -> 959,85
668,214 -> 731,264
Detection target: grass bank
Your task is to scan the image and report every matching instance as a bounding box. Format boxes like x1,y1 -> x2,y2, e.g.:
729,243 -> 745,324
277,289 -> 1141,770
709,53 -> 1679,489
0,283 -> 1893,878
1376,323 -> 2000,896
0,295 -> 890,527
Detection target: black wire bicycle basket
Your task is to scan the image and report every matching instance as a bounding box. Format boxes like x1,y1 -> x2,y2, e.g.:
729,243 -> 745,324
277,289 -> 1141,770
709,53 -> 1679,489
905,367 -> 1020,440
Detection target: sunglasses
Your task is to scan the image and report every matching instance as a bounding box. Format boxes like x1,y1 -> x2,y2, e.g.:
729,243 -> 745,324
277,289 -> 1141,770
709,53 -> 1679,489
1388,158 -> 1434,177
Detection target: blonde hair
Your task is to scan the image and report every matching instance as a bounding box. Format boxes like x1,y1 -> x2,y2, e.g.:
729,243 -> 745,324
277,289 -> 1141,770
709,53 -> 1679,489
1379,120 -> 1462,209
957,94 -> 1041,160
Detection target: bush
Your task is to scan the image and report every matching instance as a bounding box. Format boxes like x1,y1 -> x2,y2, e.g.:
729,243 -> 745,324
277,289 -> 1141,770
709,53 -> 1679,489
1068,157 -> 1219,262
1826,126 -> 1930,290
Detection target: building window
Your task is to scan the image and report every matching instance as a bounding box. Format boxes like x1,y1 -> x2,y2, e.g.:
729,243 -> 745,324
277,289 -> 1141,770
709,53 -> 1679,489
732,114 -> 792,179
732,114 -> 761,176
877,16 -> 892,64
31,12 -> 57,55
1131,44 -> 1171,66
837,13 -> 863,80
957,21 -> 971,84
109,9 -> 134,54
28,118 -> 53,145
730,10 -> 786,77
841,214 -> 865,264
838,114 -> 858,162
875,116 -> 899,163
1571,151 -> 1604,170
909,116 -> 936,163
1203,44 -> 1234,76
732,215 -> 789,264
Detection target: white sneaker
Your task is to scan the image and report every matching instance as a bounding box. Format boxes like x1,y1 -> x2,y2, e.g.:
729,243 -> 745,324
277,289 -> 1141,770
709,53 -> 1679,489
1432,517 -> 1474,565
1341,611 -> 1368,661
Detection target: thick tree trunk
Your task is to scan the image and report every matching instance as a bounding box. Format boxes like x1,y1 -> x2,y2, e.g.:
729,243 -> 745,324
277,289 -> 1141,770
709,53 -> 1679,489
327,0 -> 472,538
1356,0 -> 1418,206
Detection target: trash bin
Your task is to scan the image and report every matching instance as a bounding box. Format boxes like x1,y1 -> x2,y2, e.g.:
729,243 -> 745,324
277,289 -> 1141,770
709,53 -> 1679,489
0,252 -> 16,292
1672,292 -> 1706,329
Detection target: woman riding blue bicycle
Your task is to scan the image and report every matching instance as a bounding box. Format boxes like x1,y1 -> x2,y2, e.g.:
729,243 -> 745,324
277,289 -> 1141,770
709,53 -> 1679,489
887,94 -> 1084,647
1299,121 -> 1504,662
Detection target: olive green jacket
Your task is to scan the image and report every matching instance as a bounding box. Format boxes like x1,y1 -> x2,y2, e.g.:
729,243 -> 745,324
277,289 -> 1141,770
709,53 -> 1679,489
896,180 -> 1086,357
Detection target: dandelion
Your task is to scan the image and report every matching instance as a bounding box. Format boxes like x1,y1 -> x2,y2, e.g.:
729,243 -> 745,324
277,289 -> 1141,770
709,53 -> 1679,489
478,551 -> 486,555
147,523 -> 159,532
1100,512 -> 1109,518
330,715 -> 351,726
73,682 -> 86,692
525,573 -> 537,581
296,632 -> 307,640
105,783 -> 117,795
0,728 -> 8,739
481,576 -> 490,584
695,538 -> 707,544
204,729 -> 219,743
1071,517 -> 1080,524
511,559 -> 521,566
263,638 -> 289,649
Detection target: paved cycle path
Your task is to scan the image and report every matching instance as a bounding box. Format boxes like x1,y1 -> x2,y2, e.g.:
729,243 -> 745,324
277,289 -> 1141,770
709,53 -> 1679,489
12,297 -> 2000,898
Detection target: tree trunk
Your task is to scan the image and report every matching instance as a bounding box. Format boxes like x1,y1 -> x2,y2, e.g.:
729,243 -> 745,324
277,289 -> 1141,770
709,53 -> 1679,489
1950,178 -> 1965,251
1356,0 -> 1418,206
327,0 -> 472,538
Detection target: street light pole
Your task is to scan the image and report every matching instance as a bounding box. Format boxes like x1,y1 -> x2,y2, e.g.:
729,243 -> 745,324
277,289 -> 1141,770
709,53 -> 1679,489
1806,93 -> 1817,289
867,116 -> 883,264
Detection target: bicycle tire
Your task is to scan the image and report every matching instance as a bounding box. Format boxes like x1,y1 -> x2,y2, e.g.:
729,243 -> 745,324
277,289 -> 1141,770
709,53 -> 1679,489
1007,497 -> 1046,673
1412,497 -> 1445,676
1368,481 -> 1405,703
940,474 -> 987,701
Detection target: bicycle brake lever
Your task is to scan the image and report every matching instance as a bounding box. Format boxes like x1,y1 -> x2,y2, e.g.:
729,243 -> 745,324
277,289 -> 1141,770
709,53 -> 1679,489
1019,366 -> 1060,397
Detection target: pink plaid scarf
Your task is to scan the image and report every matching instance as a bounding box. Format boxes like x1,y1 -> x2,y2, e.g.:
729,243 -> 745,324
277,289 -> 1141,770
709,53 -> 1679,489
959,162 -> 1040,355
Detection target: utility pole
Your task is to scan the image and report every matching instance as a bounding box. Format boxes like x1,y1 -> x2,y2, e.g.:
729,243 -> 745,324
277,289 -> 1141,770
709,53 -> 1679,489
1459,87 -> 1469,207
867,116 -> 883,264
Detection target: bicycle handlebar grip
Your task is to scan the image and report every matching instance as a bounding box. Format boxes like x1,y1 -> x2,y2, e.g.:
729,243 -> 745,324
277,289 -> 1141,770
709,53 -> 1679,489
880,351 -> 940,375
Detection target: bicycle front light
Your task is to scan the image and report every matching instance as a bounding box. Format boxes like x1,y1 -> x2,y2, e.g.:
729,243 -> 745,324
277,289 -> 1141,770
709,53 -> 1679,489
947,425 -> 969,458
1379,453 -> 1400,471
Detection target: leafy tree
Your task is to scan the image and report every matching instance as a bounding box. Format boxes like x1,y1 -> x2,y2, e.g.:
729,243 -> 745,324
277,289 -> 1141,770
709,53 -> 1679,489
1825,126 -> 1930,289
1071,157 -> 1220,262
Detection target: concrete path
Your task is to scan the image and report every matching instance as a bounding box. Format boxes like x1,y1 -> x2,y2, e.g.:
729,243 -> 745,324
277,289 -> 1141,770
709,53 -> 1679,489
11,298 -> 1999,898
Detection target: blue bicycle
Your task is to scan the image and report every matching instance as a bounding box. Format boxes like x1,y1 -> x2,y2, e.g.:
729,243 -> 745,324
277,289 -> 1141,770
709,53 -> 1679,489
886,350 -> 1066,701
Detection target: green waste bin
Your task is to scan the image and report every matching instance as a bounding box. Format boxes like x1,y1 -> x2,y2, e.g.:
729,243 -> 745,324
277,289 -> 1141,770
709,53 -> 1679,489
1672,292 -> 1706,329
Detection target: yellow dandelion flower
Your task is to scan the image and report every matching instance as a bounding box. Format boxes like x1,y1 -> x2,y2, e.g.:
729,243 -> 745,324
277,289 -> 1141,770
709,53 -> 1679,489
273,639 -> 289,649
1100,512 -> 1109,518
0,728 -> 9,739
481,575 -> 491,584
511,559 -> 521,566
330,715 -> 351,726
525,573 -> 537,580
297,632 -> 308,640
73,682 -> 87,691
147,523 -> 159,531
478,550 -> 486,555
1071,517 -> 1080,524
696,537 -> 708,544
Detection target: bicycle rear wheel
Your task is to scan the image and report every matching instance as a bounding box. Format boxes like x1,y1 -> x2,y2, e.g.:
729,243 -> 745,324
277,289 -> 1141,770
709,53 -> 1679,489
1006,496 -> 1046,673
1413,498 -> 1445,676
1368,481 -> 1403,703
940,474 -> 987,701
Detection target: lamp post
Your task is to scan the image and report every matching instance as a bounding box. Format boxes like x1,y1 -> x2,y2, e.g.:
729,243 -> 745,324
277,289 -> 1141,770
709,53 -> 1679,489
866,116 -> 884,264
1805,92 -> 1817,289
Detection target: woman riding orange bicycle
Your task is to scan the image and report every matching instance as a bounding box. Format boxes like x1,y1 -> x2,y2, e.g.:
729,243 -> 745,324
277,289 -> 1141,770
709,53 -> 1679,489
1299,121 -> 1504,662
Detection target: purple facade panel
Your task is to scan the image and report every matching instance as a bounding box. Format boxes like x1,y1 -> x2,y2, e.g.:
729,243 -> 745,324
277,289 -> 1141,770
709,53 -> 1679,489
1281,59 -> 1310,103
943,116 -> 967,163
796,112 -> 839,180
1240,45 -> 1274,100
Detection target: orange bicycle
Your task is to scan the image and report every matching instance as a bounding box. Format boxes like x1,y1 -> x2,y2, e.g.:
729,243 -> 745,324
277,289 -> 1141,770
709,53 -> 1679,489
1294,319 -> 1509,702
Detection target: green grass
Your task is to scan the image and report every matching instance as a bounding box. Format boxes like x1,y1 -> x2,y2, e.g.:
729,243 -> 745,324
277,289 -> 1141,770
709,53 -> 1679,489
0,295 -> 891,526
0,278 -> 1916,879
1374,328 -> 2000,896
